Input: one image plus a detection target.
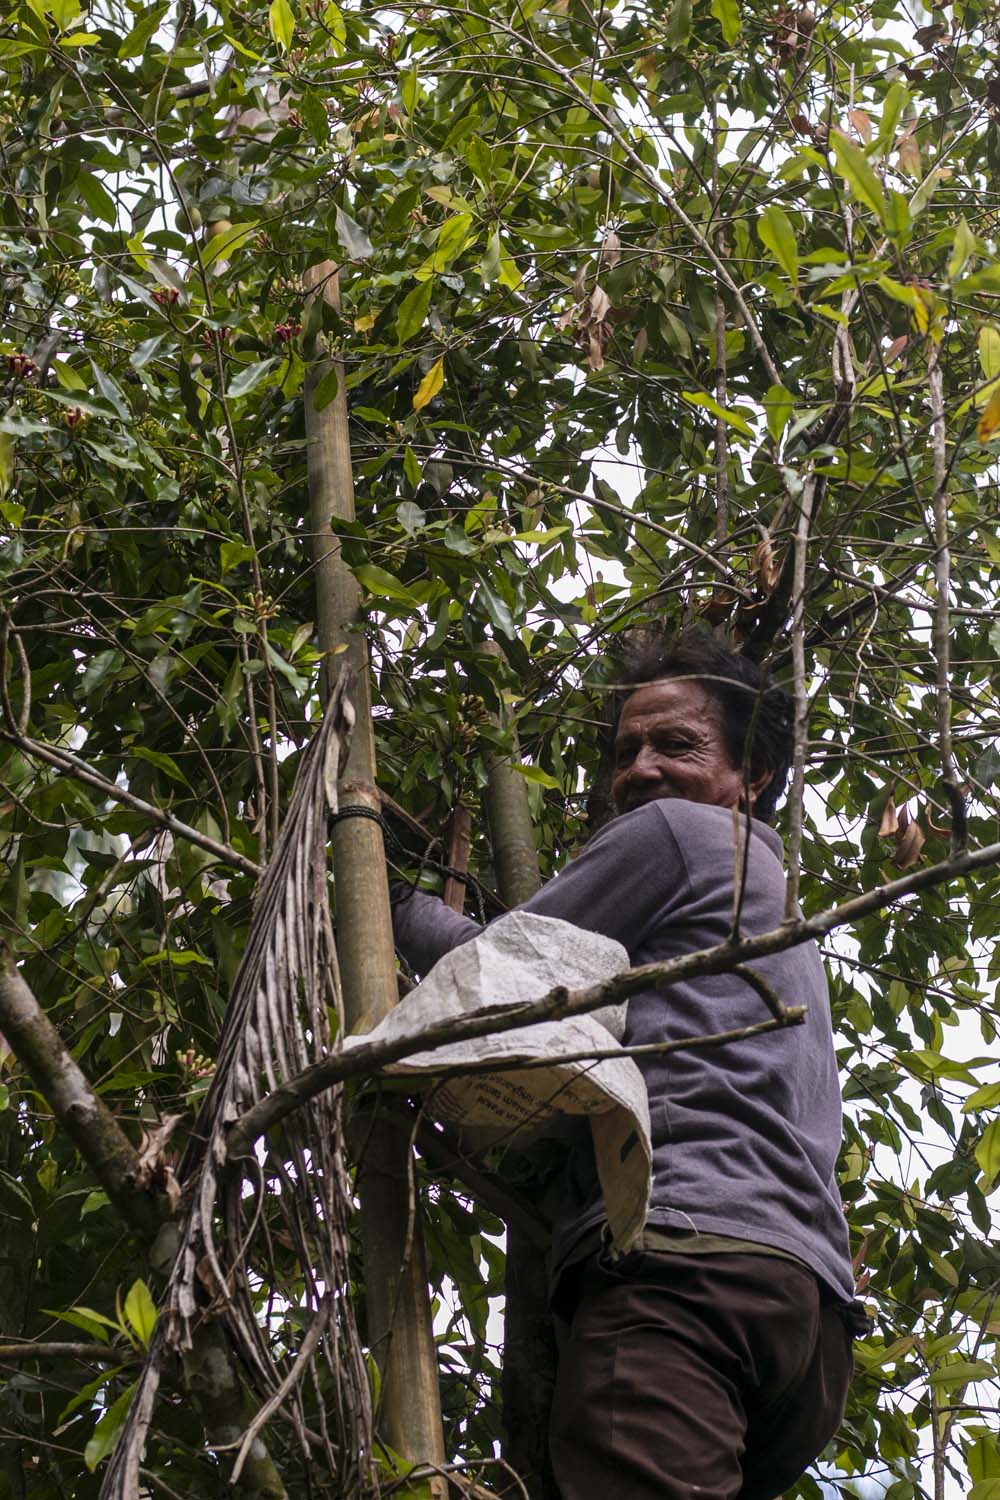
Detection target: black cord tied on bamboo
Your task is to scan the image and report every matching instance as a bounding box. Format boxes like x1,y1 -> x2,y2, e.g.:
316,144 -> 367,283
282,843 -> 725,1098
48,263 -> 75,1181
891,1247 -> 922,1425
327,805 -> 491,925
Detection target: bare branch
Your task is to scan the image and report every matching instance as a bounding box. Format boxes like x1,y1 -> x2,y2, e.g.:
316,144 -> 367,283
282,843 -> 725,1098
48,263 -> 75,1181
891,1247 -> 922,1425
929,341 -> 966,853
1,729 -> 261,879
785,471 -> 817,918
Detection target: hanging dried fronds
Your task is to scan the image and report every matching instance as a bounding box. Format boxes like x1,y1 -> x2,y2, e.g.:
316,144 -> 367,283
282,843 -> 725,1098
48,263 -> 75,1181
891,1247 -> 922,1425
101,676 -> 374,1500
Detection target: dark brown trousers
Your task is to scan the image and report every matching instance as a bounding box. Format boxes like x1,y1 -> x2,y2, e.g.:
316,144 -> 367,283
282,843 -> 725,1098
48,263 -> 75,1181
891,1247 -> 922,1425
549,1250 -> 853,1500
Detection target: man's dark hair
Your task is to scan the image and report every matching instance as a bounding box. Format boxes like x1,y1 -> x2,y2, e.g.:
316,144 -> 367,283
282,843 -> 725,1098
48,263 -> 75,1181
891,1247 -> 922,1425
606,628 -> 794,823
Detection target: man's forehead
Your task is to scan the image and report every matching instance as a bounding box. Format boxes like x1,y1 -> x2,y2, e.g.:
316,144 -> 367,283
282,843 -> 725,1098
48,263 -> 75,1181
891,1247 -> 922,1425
616,678 -> 720,732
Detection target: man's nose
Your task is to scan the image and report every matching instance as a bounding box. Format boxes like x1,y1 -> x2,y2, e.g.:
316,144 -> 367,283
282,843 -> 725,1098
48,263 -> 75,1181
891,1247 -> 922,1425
630,745 -> 662,780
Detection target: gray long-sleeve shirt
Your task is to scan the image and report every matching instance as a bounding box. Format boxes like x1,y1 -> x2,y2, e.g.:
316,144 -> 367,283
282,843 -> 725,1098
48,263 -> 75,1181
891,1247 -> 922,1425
392,798 -> 856,1303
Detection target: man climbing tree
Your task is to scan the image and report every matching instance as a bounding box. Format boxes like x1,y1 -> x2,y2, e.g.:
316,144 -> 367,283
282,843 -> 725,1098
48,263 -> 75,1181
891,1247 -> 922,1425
391,631 -> 865,1500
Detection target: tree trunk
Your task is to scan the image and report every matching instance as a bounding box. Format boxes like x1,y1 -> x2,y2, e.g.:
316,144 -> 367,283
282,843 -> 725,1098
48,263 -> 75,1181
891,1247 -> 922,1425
478,645 -> 560,1500
303,263 -> 446,1490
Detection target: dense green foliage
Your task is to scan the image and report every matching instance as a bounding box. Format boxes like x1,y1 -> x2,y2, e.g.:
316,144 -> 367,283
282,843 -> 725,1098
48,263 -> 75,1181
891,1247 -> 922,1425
1,0 -> 1000,1494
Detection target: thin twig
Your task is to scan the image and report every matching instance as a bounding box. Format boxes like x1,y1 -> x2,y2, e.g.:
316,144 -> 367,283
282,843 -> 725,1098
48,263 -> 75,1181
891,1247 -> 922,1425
929,340 -> 966,854
784,471 -> 817,919
1,729 -> 260,878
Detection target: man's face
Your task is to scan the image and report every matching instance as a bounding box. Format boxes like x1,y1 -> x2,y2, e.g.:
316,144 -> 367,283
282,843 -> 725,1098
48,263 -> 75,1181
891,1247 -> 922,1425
611,678 -> 752,816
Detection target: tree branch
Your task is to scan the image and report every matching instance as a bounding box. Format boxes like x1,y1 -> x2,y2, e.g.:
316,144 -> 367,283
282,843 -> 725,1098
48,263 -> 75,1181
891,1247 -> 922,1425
0,730 -> 261,879
228,831 -> 1000,1154
0,1342 -> 136,1364
0,948 -> 162,1239
928,340 -> 966,854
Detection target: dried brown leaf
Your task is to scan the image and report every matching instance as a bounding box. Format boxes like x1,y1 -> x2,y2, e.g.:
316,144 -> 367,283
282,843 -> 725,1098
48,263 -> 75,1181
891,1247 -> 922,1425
897,129 -> 921,176
848,108 -> 872,143
753,537 -> 780,593
601,229 -> 621,270
894,806 -> 926,869
572,262 -> 588,301
586,327 -> 605,371
699,588 -> 739,625
878,794 -> 898,837
585,284 -> 611,324
884,334 -> 909,366
633,326 -> 648,362
133,1114 -> 184,1212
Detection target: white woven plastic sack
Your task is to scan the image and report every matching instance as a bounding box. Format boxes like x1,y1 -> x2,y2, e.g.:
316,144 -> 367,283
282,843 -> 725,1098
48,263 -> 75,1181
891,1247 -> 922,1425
344,911 -> 651,1253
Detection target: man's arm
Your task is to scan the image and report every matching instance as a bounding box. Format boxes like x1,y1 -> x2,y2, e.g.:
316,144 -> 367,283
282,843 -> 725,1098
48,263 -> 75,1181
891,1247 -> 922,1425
391,802 -> 688,976
390,884 -> 480,975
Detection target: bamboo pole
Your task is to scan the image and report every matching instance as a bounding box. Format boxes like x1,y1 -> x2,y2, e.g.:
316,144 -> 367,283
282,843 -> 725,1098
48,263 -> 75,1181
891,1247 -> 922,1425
478,643 -> 559,1500
302,263 -> 446,1487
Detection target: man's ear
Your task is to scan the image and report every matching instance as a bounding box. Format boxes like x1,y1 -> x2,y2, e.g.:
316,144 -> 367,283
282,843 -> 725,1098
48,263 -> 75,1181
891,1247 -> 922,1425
743,768 -> 774,807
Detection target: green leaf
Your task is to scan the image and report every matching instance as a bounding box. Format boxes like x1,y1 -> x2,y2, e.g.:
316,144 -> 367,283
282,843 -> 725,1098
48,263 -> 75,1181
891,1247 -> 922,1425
396,278 -> 434,343
412,357 -> 445,411
227,358 -> 279,398
130,747 -> 189,785
764,384 -> 795,444
974,1119 -> 1000,1187
875,81 -> 909,155
831,131 -> 887,221
220,539 -> 257,573
511,762 -> 561,790
77,171 -> 116,227
123,1280 -> 156,1348
311,365 -> 340,411
403,445 -> 422,489
964,1081 -> 1000,1112
710,0 -> 740,45
43,1306 -> 120,1342
948,217 -> 977,280
52,358 -> 88,390
667,0 -> 691,47
0,434 -> 12,499
335,204 -> 373,261
84,1383 -> 135,1471
419,213 -> 474,277
201,222 -> 257,267
354,564 -> 419,605
971,1484 -> 1000,1500
476,577 -> 517,639
927,1358 -> 996,1387
268,0 -> 295,51
401,62 -> 419,114
681,391 -> 754,438
758,205 -> 798,285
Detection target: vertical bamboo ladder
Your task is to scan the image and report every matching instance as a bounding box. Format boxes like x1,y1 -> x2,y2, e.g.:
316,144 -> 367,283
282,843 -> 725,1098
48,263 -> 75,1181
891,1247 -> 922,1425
479,643 -> 560,1500
303,262 -> 446,1489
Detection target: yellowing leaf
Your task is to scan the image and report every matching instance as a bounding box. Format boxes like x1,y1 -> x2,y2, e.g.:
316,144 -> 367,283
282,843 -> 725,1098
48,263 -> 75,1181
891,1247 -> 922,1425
975,1119 -> 1000,1187
123,1279 -> 156,1348
977,386 -> 1000,445
268,0 -> 294,51
710,0 -> 740,44
978,326 -> 1000,382
412,357 -> 444,411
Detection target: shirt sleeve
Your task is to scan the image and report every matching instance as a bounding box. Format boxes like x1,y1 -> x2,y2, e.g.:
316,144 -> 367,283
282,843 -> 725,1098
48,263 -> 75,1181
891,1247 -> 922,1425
513,802 -> 689,957
391,887 -> 481,975
391,802 -> 688,976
